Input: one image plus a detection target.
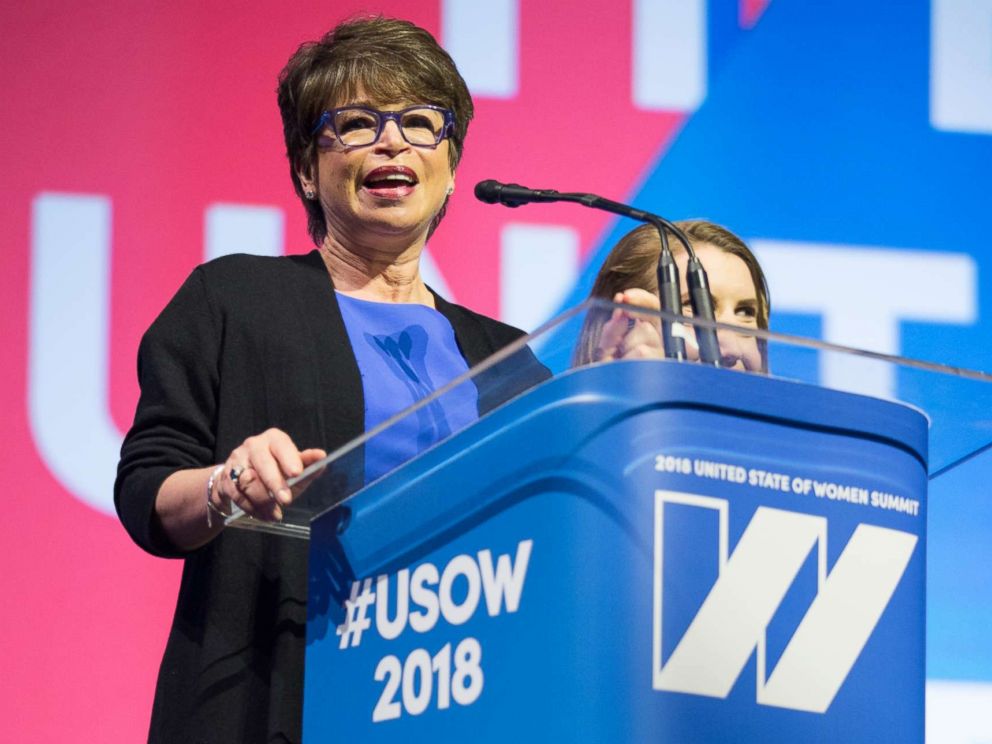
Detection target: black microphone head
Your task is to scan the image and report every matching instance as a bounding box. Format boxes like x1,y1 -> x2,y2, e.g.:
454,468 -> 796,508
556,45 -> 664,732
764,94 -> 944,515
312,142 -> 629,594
474,179 -> 502,204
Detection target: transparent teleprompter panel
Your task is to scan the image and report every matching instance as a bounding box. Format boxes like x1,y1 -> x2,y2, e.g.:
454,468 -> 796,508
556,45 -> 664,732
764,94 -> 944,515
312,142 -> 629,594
227,297 -> 992,539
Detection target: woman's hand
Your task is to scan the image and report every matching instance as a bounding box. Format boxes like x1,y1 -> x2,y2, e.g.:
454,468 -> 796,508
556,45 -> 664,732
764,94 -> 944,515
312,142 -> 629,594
594,289 -> 665,362
214,429 -> 327,522
155,430 -> 327,551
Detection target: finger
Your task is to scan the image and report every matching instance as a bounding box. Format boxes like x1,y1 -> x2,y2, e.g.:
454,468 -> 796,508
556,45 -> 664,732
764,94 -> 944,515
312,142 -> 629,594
244,430 -> 302,506
268,430 -> 308,480
226,467 -> 286,521
289,449 -> 329,497
225,460 -> 259,496
617,288 -> 661,311
244,444 -> 289,505
301,448 -> 328,465
233,468 -> 280,513
619,293 -> 664,336
231,493 -> 281,522
222,444 -> 281,521
233,465 -> 256,491
631,319 -> 663,347
619,321 -> 663,357
227,483 -> 259,518
220,459 -> 250,503
598,310 -> 630,353
624,343 -> 666,360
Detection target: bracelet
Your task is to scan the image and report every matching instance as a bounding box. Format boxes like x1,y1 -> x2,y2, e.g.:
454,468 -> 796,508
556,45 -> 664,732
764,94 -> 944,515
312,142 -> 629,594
205,465 -> 229,528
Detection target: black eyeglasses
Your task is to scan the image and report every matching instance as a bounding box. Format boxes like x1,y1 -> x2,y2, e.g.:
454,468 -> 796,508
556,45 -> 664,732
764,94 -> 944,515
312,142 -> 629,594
311,105 -> 456,148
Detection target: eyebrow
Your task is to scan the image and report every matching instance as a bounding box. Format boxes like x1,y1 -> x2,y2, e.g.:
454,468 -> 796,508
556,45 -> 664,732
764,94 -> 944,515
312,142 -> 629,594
334,99 -> 417,110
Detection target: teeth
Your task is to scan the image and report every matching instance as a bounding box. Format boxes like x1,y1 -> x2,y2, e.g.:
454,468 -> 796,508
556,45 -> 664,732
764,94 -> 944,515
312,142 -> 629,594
369,172 -> 414,184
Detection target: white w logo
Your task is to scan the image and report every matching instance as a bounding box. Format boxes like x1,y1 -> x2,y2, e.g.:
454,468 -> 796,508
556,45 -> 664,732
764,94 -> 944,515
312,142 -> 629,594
652,491 -> 918,713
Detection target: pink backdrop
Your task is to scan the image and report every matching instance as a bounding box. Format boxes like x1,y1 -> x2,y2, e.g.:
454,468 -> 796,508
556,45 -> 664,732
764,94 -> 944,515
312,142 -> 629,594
0,2 -> 696,739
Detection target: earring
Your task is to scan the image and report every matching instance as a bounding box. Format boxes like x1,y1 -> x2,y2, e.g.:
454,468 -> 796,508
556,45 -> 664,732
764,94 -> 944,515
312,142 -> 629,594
446,187 -> 454,196
304,189 -> 316,200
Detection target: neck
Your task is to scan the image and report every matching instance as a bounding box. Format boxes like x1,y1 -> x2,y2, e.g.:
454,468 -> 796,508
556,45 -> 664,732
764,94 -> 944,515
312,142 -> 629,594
319,235 -> 434,306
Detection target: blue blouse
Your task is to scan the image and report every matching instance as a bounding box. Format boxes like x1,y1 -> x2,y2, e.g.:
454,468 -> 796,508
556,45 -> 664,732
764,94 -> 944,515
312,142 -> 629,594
336,292 -> 479,482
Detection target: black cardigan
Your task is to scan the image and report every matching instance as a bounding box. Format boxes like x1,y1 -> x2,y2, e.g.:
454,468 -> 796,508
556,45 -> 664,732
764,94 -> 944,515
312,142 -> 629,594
115,250 -> 544,743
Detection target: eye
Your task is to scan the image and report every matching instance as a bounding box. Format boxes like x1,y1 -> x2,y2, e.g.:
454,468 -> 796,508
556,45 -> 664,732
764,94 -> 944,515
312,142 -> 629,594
401,111 -> 443,136
735,303 -> 758,322
336,111 -> 378,133
402,114 -> 435,130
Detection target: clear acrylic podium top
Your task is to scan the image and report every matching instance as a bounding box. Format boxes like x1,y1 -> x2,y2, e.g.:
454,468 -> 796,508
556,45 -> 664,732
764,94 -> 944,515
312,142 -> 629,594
226,297 -> 992,539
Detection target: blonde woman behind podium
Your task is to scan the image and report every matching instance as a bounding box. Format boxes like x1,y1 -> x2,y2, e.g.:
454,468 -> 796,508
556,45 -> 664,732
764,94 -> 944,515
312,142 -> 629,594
577,220 -> 770,371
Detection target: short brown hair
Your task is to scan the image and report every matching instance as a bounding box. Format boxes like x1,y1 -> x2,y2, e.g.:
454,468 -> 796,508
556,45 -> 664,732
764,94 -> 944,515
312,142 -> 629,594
277,16 -> 475,244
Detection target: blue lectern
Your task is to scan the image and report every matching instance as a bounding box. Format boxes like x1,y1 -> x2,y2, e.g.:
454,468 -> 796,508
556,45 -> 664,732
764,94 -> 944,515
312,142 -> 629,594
301,360 -> 927,742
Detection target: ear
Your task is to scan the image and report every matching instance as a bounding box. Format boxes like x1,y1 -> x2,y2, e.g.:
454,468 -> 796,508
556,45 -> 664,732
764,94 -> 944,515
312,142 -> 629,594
297,166 -> 316,196
296,153 -> 318,193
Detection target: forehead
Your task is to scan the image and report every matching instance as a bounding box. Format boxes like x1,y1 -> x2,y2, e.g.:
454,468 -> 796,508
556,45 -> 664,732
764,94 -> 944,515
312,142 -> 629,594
327,78 -> 431,111
678,242 -> 758,299
332,99 -> 423,112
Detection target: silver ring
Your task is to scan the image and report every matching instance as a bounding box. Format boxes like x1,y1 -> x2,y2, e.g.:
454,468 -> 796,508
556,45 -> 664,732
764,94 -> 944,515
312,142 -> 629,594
230,466 -> 244,484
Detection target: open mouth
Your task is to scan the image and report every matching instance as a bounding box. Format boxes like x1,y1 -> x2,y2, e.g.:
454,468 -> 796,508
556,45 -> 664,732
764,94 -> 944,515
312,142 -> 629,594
362,166 -> 418,197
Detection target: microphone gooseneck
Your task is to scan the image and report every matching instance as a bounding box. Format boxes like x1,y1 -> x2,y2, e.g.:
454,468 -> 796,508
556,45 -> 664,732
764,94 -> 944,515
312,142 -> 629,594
652,221 -> 687,361
474,179 -> 720,364
685,256 -> 721,364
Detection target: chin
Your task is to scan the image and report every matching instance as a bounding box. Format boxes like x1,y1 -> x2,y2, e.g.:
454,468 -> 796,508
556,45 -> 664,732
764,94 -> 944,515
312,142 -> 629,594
365,214 -> 433,240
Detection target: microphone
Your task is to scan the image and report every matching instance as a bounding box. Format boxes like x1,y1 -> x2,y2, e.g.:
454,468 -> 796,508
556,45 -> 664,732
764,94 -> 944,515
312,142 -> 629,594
474,179 -> 721,365
656,235 -> 688,361
473,180 -> 562,207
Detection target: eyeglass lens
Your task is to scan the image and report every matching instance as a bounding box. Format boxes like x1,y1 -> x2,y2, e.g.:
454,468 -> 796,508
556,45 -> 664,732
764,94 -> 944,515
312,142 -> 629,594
333,107 -> 446,146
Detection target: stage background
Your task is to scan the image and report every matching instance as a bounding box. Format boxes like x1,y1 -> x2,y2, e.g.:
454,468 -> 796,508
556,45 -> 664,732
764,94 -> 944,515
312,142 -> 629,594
1,1 -> 990,741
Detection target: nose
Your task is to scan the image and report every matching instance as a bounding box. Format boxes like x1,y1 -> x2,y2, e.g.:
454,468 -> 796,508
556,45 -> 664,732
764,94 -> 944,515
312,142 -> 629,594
716,327 -> 745,369
374,119 -> 409,151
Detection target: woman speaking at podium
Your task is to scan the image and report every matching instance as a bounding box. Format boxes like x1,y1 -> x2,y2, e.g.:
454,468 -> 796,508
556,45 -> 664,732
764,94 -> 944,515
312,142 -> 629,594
114,17 -> 536,743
